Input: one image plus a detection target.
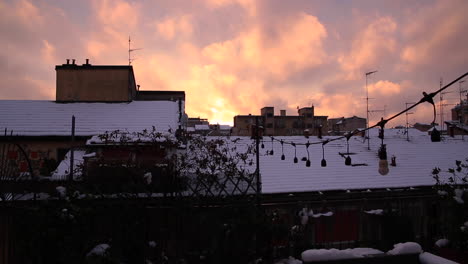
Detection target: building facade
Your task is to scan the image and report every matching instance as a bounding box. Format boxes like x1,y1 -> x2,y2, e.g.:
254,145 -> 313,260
328,116 -> 366,135
232,106 -> 328,136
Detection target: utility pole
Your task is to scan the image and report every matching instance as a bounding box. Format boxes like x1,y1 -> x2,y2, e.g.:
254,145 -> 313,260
405,102 -> 415,141
439,78 -> 443,128
255,116 -> 261,207
459,80 -> 466,140
365,70 -> 377,150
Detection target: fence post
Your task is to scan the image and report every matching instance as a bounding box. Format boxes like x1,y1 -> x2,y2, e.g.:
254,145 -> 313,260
69,116 -> 75,182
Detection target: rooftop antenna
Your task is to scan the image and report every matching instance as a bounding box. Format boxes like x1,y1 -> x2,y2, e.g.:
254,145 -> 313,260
459,80 -> 466,140
128,36 -> 143,65
365,70 -> 377,150
439,78 -> 443,129
405,102 -> 416,141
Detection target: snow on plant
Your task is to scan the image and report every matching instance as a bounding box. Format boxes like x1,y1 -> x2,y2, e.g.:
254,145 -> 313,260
432,158 -> 468,250
171,136 -> 256,196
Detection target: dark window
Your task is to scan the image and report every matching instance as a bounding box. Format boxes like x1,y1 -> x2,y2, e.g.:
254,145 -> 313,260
307,114 -> 312,118
266,123 -> 273,128
267,113 -> 273,118
307,123 -> 313,128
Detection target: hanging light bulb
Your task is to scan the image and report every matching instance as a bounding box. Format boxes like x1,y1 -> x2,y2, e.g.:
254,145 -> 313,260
378,144 -> 389,175
270,137 -> 274,155
345,133 -> 352,166
345,156 -> 352,166
321,159 -> 327,167
305,141 -> 311,167
280,140 -> 285,160
306,159 -> 311,167
292,143 -> 298,163
431,126 -> 441,142
321,140 -> 329,167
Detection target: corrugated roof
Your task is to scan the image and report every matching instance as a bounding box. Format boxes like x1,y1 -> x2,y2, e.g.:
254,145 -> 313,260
0,100 -> 180,136
223,128 -> 468,194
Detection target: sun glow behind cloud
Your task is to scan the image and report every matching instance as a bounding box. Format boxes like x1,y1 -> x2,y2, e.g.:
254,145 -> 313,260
1,0 -> 468,126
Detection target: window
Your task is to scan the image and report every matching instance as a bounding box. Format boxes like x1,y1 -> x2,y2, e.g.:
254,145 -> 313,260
307,124 -> 313,128
307,114 -> 312,118
266,123 -> 273,128
267,113 -> 273,118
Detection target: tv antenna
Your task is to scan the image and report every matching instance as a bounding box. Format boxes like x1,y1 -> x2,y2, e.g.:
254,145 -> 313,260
365,70 -> 377,150
128,36 -> 143,65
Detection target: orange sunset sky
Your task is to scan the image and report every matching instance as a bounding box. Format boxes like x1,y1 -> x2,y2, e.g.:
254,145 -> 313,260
1,0 -> 468,126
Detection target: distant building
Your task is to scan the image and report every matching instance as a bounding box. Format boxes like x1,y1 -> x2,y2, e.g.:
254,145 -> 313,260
328,116 -> 366,135
56,58 -> 185,104
186,117 -> 231,136
0,59 -> 185,178
232,106 -> 328,136
413,123 -> 440,132
187,117 -> 209,128
451,94 -> 468,126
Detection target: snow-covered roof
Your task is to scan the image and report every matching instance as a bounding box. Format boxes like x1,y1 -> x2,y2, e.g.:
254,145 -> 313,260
194,124 -> 210,130
0,100 -> 180,136
224,128 -> 468,194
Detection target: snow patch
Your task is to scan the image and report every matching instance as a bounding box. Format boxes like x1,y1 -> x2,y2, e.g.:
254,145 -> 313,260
148,241 -> 156,248
56,186 -> 66,198
144,172 -> 152,185
364,209 -> 384,215
275,256 -> 303,264
308,209 -> 333,218
419,252 -> 458,264
301,248 -> 383,262
453,189 -> 464,204
83,152 -> 96,158
435,238 -> 449,248
86,243 -> 110,257
387,242 -> 422,255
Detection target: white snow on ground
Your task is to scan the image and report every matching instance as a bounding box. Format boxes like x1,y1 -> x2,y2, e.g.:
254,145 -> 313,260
86,243 -> 110,257
216,128 -> 468,194
0,100 -> 180,136
435,238 -> 449,248
419,252 -> 458,264
387,242 -> 422,255
301,248 -> 383,262
51,150 -> 86,181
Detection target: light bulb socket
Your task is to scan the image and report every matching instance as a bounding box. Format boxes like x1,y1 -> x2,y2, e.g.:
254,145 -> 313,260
345,156 -> 352,166
321,159 -> 327,167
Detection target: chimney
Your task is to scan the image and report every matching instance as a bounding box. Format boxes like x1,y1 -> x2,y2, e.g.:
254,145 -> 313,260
72,59 -> 76,65
280,110 -> 286,116
66,59 -> 70,65
84,59 -> 90,65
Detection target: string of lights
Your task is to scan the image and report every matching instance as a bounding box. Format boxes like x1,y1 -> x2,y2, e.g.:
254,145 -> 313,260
253,71 -> 468,174
259,72 -> 468,146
